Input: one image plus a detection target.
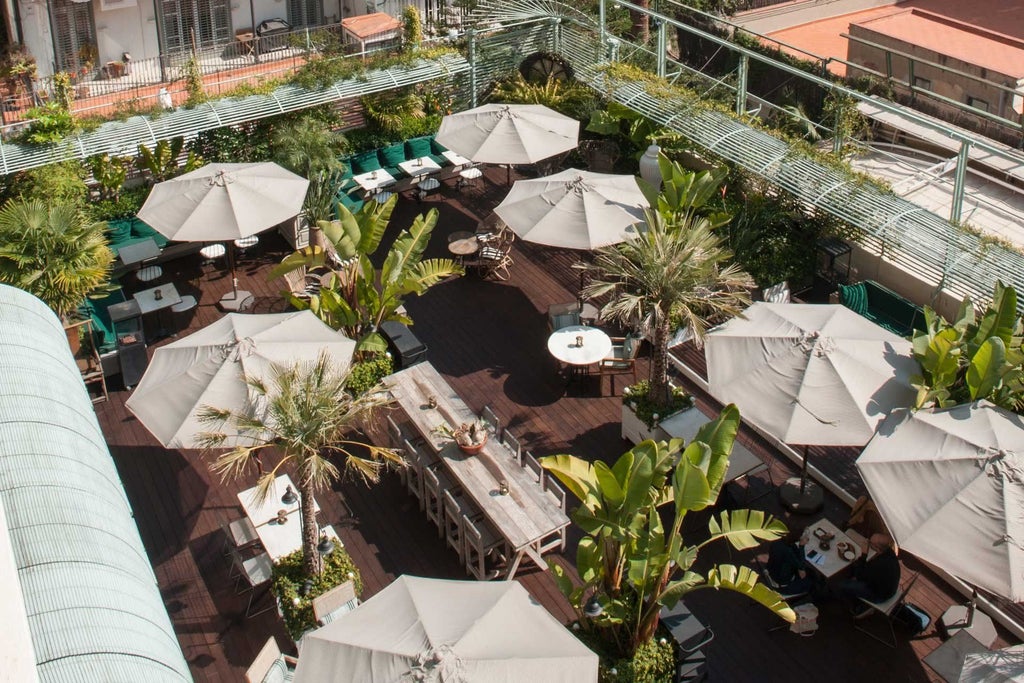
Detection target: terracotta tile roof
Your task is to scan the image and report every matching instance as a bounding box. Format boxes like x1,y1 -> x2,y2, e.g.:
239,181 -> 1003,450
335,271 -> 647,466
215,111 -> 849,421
853,8 -> 1024,78
341,12 -> 402,40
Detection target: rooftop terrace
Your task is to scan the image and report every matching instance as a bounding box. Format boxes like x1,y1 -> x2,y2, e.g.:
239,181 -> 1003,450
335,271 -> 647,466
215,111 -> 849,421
93,163 -> 1014,681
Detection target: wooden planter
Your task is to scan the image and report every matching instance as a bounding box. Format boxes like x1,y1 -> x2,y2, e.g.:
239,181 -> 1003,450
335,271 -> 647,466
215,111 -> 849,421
621,402 -> 699,445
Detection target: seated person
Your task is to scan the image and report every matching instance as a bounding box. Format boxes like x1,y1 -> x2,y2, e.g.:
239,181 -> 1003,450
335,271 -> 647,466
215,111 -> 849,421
846,495 -> 892,548
764,532 -> 814,596
838,532 -> 901,615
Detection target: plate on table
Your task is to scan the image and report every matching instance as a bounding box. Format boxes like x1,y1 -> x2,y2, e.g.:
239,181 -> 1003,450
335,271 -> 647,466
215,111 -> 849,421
836,542 -> 856,561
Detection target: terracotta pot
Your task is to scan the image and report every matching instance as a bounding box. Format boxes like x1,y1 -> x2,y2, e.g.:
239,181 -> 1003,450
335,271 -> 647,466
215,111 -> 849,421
457,434 -> 487,455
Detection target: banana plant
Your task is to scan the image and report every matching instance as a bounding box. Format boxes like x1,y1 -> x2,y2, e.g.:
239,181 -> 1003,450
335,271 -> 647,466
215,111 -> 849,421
136,136 -> 203,183
542,405 -> 793,657
269,196 -> 462,353
912,281 -> 1024,411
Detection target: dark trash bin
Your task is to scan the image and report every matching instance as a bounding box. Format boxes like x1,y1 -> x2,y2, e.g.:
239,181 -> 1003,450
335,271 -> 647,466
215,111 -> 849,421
379,321 -> 427,369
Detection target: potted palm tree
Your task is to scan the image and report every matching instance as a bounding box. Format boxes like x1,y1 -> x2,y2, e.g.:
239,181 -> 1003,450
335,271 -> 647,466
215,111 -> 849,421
197,354 -> 402,578
580,159 -> 752,442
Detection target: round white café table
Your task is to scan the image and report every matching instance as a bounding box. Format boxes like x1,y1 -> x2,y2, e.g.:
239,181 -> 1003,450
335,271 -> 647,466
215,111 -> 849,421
547,325 -> 612,366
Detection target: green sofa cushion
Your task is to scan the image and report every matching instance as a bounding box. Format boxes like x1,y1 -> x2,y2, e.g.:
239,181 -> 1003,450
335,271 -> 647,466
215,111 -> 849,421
129,219 -> 169,247
406,136 -> 433,160
430,138 -> 448,155
839,283 -> 868,315
79,285 -> 126,354
106,219 -> 133,243
351,150 -> 381,174
380,143 -> 407,168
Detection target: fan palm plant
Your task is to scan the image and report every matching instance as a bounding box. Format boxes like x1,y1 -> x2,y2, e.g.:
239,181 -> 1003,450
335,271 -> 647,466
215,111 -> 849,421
0,199 -> 113,319
582,207 -> 752,409
197,353 -> 401,577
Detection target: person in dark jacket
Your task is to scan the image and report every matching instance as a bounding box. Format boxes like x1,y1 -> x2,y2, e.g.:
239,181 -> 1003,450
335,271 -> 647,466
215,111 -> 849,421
765,530 -> 814,595
838,532 -> 901,615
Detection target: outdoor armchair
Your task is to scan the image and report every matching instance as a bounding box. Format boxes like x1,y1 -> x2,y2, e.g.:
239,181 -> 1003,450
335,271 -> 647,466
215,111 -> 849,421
547,302 -> 581,331
598,335 -> 640,394
854,572 -> 920,648
245,637 -> 297,683
312,579 -> 359,626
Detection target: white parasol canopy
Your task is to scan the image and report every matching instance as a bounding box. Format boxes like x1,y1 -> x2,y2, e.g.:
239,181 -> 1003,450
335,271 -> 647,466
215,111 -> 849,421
706,303 -> 919,511
960,644 -> 1024,682
494,169 -> 646,250
435,104 -> 579,166
857,401 -> 1024,602
137,162 -> 309,242
706,303 -> 918,446
125,311 -> 355,449
292,575 -> 599,683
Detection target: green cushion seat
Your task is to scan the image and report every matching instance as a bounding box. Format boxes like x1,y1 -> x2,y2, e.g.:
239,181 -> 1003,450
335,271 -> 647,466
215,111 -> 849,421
78,285 -> 126,354
106,219 -> 133,244
405,136 -> 433,159
129,218 -> 169,248
351,150 -> 381,174
380,143 -> 407,167
430,137 -> 448,155
839,283 -> 868,315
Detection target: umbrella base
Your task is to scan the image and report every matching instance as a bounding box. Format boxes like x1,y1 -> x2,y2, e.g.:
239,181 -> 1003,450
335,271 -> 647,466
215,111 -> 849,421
939,604 -> 997,647
778,477 -> 823,514
219,290 -> 254,312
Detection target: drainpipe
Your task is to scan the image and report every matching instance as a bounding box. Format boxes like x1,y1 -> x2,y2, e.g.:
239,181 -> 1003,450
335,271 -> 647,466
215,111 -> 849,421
598,0 -> 605,58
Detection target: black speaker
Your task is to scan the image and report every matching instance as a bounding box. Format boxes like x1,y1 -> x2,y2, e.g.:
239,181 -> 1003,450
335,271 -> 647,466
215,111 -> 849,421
379,321 -> 428,369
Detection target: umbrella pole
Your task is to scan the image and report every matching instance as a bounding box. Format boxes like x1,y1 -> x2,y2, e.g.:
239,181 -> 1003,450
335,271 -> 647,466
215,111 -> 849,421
778,444 -> 823,514
218,241 -> 254,312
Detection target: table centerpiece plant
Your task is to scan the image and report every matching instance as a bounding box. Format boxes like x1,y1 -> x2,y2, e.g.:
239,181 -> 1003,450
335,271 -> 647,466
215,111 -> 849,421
434,420 -> 488,455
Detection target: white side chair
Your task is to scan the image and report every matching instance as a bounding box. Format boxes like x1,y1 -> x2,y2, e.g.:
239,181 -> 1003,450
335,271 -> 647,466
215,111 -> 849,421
543,476 -> 567,512
245,637 -> 297,683
404,438 -> 427,508
480,405 -> 501,440
500,430 -> 522,463
312,579 -> 359,626
443,489 -> 477,559
231,549 -> 275,617
170,295 -> 198,314
523,451 -> 545,485
854,572 -> 920,648
763,281 -> 791,303
217,511 -> 260,563
423,465 -> 455,536
462,514 -> 505,580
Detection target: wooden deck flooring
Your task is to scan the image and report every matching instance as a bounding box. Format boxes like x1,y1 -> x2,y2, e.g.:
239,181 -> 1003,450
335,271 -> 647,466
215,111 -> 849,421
94,165 -> 1013,682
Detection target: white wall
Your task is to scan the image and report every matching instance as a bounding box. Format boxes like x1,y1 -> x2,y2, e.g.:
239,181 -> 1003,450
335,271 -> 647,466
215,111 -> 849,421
94,0 -> 158,67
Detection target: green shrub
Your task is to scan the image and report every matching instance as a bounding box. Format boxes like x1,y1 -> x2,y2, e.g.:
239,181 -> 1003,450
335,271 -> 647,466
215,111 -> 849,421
623,380 -> 693,428
347,353 -> 394,396
18,101 -> 78,144
271,546 -> 363,641
87,185 -> 149,222
603,638 -> 676,683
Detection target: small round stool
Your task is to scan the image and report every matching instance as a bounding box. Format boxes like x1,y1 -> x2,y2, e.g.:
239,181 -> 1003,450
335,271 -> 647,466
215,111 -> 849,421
417,177 -> 441,200
137,265 -> 163,282
200,244 -> 226,263
234,235 -> 259,252
170,295 -> 198,313
374,191 -> 394,203
458,167 -> 482,189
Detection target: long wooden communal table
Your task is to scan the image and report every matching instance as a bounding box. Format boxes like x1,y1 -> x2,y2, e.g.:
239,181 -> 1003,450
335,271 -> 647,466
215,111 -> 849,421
387,362 -> 571,577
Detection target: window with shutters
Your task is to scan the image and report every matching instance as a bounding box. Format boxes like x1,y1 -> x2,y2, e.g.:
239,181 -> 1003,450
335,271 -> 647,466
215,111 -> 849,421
50,0 -> 97,73
287,0 -> 323,29
158,0 -> 232,54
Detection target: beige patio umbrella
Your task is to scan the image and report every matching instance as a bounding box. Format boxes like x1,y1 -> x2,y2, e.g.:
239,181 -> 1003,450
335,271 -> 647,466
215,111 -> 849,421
137,162 -> 309,309
435,104 -> 579,182
960,644 -> 1024,682
706,303 -> 918,512
494,169 -> 646,250
125,311 -> 355,449
292,575 -> 599,683
858,402 -> 1024,642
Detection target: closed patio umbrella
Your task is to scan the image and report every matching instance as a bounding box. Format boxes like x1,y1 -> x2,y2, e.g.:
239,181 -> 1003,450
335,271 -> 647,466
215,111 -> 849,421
435,104 -> 579,180
706,303 -> 918,512
293,575 -> 598,683
858,401 -> 1024,644
125,311 -> 355,449
494,169 -> 646,250
137,162 -> 309,309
